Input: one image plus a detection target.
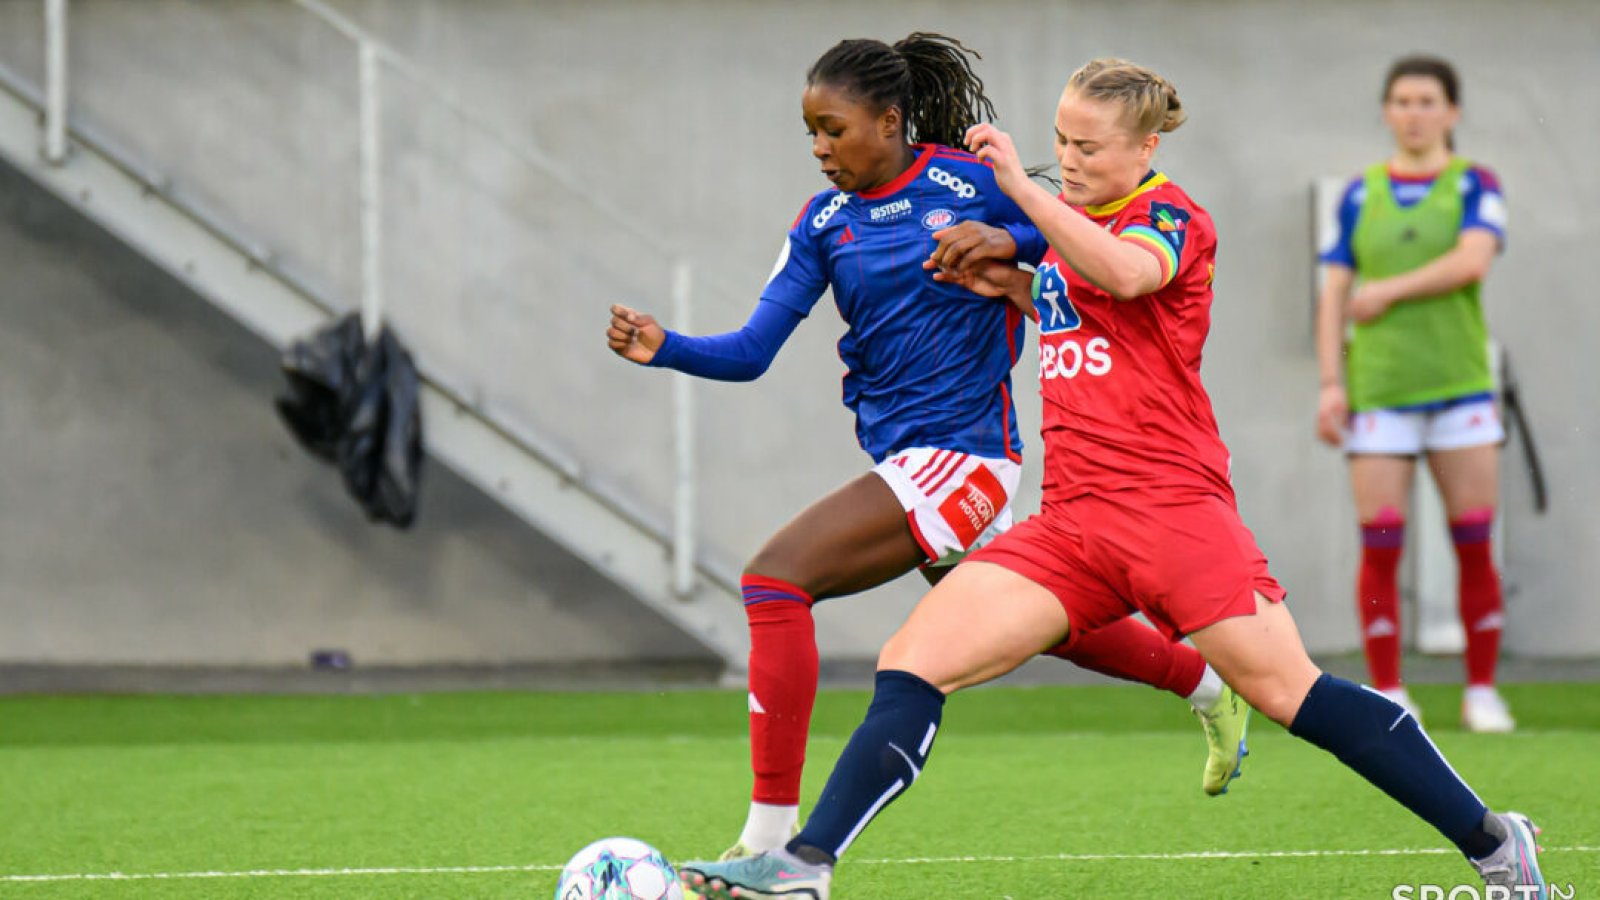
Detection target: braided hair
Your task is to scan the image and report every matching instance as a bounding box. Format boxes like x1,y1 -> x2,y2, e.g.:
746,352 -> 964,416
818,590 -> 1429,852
806,33 -> 995,149
1066,58 -> 1187,135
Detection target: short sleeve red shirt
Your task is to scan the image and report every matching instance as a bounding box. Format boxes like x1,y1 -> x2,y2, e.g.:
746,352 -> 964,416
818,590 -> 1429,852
1029,174 -> 1234,504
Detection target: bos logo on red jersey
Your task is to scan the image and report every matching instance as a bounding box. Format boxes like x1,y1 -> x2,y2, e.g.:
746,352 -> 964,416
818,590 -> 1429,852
937,464 -> 1006,547
1031,263 -> 1081,334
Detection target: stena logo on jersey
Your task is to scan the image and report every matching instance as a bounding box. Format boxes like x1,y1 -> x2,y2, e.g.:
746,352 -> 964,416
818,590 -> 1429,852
927,166 -> 977,199
921,208 -> 954,230
1031,263 -> 1081,334
870,198 -> 912,221
811,192 -> 848,229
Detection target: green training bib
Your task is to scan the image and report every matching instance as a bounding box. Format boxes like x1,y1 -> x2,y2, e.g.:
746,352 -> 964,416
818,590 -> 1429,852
1346,157 -> 1492,411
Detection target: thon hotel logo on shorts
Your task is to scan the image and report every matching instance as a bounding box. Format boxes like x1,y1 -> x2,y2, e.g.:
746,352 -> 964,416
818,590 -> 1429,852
1392,885 -> 1575,899
937,465 -> 1005,547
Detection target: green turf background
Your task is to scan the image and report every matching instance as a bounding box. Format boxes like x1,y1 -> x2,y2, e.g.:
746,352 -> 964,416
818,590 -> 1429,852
2,684 -> 1595,898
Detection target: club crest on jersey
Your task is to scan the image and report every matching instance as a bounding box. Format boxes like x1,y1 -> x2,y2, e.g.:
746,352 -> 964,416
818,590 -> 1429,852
921,208 -> 955,230
1149,202 -> 1191,256
1031,263 -> 1081,334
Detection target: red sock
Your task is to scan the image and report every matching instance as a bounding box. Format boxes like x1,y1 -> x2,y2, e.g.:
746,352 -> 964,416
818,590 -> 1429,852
1452,509 -> 1503,687
1358,508 -> 1405,691
742,574 -> 817,806
1046,616 -> 1206,698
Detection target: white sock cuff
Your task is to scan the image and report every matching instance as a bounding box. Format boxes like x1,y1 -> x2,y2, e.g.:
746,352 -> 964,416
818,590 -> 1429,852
738,801 -> 800,853
1187,666 -> 1224,711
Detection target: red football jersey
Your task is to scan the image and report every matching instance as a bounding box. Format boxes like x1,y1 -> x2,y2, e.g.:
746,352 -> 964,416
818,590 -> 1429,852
1029,173 -> 1234,502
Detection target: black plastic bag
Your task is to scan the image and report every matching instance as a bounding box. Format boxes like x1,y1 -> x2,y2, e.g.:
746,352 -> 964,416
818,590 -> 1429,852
275,313 -> 423,527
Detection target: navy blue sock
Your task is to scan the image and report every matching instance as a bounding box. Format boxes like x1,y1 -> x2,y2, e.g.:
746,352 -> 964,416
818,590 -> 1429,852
1290,673 -> 1496,857
788,670 -> 945,862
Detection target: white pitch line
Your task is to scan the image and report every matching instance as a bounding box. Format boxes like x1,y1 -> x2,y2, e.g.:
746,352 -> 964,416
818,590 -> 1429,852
858,846 -> 1600,865
0,864 -> 564,884
1,847 -> 1596,884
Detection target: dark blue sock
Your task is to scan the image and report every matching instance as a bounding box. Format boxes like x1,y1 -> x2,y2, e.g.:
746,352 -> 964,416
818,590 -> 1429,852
1290,673 -> 1495,857
788,670 -> 945,862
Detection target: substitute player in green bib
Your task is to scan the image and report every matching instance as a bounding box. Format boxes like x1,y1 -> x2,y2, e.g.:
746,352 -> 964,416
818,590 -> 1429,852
1315,56 -> 1512,731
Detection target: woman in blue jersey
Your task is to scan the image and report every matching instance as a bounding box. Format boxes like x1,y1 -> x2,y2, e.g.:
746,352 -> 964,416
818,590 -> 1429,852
1314,56 -> 1513,732
606,33 -> 1246,862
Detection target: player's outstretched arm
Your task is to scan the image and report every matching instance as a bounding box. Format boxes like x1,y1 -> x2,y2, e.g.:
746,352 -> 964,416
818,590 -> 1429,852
965,124 -> 1163,301
607,304 -> 666,365
605,299 -> 804,382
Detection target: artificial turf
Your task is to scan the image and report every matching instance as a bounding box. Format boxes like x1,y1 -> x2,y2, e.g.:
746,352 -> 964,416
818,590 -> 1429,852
1,683 -> 1595,898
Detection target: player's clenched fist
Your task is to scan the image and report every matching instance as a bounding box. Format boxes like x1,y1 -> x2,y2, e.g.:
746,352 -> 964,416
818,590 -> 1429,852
607,304 -> 665,365
964,123 -> 1027,195
925,220 -> 1018,276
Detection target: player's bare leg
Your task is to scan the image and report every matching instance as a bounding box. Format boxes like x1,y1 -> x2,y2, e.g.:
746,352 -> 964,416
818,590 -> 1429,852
929,564 -> 1230,753
1428,442 -> 1513,731
682,563 -> 1066,899
930,553 -> 1238,795
726,477 -> 1231,863
1188,594 -> 1546,894
1184,595 -> 1321,726
882,561 -> 1070,690
726,471 -> 929,861
749,473 -> 930,599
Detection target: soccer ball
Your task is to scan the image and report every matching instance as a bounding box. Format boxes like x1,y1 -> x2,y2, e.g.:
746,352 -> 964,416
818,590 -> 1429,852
553,836 -> 683,900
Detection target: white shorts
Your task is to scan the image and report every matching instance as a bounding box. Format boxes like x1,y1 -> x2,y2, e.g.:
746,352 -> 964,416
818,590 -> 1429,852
873,447 -> 1021,566
1344,395 -> 1505,456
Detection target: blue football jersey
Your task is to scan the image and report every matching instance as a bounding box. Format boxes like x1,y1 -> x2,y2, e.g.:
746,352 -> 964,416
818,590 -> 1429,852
761,144 -> 1040,463
1320,163 -> 1506,268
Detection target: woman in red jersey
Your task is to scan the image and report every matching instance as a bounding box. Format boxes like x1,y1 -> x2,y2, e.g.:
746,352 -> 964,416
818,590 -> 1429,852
606,35 -> 1235,865
680,58 -> 1546,900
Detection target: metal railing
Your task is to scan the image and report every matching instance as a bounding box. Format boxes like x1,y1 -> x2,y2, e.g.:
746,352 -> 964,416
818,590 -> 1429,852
297,0 -> 720,597
37,0 -> 739,600
42,0 -> 65,164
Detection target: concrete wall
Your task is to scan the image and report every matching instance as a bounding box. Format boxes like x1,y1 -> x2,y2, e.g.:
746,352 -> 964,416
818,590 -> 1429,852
0,0 -> 1595,660
0,157 -> 708,666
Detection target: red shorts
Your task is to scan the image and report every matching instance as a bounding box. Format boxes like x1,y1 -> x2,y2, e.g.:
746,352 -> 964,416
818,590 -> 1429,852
966,492 -> 1286,641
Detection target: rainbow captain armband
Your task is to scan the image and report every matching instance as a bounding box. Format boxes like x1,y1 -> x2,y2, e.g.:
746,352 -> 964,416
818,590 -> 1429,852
1121,202 -> 1191,288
